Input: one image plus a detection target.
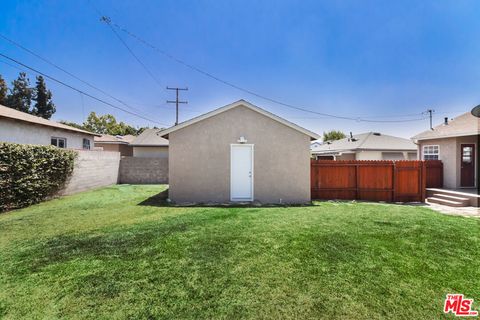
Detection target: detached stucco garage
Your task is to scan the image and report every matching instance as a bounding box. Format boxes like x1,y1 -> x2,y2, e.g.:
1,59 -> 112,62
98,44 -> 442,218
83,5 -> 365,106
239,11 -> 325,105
159,100 -> 319,204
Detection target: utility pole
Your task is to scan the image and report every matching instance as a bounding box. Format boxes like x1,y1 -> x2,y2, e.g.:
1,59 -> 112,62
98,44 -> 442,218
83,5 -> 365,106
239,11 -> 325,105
166,87 -> 188,125
425,109 -> 435,130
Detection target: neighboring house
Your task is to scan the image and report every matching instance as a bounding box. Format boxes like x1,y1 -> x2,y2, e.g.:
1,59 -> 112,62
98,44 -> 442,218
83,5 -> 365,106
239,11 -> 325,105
310,141 -> 322,149
0,104 -> 97,149
94,134 -> 135,156
130,128 -> 169,158
311,132 -> 418,160
159,99 -> 320,204
412,112 -> 479,190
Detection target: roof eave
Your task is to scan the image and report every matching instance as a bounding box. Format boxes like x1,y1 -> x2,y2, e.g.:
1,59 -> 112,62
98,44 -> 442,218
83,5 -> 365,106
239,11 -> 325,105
413,132 -> 480,141
130,144 -> 169,147
159,100 -> 320,140
0,114 -> 100,136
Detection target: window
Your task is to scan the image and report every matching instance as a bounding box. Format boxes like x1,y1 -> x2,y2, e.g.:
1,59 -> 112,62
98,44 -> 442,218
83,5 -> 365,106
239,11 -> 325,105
423,145 -> 439,160
462,146 -> 473,163
83,138 -> 91,150
51,137 -> 67,148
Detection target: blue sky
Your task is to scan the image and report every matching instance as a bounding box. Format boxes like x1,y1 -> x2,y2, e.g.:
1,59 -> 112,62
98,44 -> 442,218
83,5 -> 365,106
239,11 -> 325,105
1,0 -> 479,139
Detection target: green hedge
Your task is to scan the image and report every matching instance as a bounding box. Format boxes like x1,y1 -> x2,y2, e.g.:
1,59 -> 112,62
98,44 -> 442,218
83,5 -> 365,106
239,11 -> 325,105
0,142 -> 76,212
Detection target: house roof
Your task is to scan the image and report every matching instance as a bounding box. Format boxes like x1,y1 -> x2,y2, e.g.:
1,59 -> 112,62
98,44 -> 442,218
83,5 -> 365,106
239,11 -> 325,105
311,132 -> 417,155
130,128 -> 169,146
412,112 -> 480,141
94,134 -> 136,144
159,100 -> 320,140
0,104 -> 99,136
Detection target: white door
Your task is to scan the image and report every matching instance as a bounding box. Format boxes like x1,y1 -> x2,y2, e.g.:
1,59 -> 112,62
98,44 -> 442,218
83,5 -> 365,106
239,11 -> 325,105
230,144 -> 254,201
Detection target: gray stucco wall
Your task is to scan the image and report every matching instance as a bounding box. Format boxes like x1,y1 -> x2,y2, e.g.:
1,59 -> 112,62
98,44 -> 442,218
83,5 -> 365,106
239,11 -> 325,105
59,150 -> 120,195
119,157 -> 168,184
0,118 -> 94,149
168,105 -> 312,204
418,135 -> 477,188
133,146 -> 168,158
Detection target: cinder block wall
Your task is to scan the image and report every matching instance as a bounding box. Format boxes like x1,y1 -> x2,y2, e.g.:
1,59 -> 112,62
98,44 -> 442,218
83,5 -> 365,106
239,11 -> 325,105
60,150 -> 120,195
119,157 -> 168,184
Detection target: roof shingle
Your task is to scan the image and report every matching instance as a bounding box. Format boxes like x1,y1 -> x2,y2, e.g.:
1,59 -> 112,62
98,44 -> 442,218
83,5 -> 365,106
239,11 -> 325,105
412,112 -> 479,141
0,104 -> 98,136
311,132 -> 417,154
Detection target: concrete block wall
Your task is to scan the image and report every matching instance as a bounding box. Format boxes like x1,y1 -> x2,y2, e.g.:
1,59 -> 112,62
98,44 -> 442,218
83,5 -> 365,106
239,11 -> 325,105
60,150 -> 120,195
119,157 -> 168,184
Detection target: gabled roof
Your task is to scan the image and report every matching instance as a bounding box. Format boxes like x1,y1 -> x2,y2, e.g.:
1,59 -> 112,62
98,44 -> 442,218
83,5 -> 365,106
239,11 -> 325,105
412,112 -> 480,141
94,134 -> 136,144
130,128 -> 169,146
311,132 -> 417,155
0,104 -> 99,136
159,100 -> 320,140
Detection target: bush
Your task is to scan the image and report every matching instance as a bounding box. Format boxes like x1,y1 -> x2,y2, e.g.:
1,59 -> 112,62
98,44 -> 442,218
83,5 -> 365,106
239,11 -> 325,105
0,142 -> 76,212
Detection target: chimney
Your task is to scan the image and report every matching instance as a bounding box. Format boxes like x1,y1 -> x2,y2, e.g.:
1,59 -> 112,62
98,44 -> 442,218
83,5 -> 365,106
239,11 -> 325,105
444,117 -> 449,125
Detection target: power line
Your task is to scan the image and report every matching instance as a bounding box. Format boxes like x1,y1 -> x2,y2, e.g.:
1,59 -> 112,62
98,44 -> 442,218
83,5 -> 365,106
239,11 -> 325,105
102,17 -> 427,123
0,52 -> 170,126
87,0 -> 165,90
99,16 -> 164,89
0,32 -> 160,120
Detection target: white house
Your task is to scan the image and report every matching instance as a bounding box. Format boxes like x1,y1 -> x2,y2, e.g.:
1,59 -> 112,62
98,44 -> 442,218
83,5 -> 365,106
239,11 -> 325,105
311,132 -> 418,160
0,104 -> 98,149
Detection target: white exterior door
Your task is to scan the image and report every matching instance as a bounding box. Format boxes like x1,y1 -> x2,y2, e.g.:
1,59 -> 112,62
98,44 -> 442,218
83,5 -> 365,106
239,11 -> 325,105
230,144 -> 254,201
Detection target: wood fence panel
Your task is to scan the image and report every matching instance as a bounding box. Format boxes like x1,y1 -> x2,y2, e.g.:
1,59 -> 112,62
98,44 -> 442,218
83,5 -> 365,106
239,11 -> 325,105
357,162 -> 393,202
394,161 -> 422,202
425,160 -> 443,188
311,160 -> 436,203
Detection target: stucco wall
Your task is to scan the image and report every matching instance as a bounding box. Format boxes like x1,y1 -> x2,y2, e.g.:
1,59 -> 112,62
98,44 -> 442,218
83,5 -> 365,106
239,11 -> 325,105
119,157 -> 168,184
419,137 -> 458,188
336,153 -> 355,160
0,118 -> 94,149
133,146 -> 168,158
95,143 -> 133,156
355,150 -> 383,160
59,150 -> 120,195
168,105 -> 312,204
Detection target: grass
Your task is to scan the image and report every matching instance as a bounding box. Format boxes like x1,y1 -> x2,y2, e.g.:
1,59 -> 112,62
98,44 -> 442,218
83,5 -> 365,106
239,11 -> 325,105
0,185 -> 479,319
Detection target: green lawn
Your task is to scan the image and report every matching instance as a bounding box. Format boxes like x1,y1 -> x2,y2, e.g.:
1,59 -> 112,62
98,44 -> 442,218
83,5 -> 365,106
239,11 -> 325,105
0,185 -> 479,319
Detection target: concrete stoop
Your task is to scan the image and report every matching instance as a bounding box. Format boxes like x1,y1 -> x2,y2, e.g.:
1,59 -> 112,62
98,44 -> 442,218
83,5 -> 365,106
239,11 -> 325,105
426,188 -> 479,207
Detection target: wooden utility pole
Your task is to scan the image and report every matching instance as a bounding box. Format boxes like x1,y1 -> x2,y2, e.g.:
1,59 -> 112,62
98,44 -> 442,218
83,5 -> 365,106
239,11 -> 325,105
426,109 -> 435,130
167,87 -> 188,125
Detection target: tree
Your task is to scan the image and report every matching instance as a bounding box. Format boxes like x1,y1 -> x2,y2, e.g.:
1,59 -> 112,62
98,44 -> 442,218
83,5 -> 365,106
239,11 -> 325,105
0,75 -> 7,106
83,112 -> 138,135
323,130 -> 346,142
32,76 -> 56,119
59,120 -> 87,130
6,72 -> 32,113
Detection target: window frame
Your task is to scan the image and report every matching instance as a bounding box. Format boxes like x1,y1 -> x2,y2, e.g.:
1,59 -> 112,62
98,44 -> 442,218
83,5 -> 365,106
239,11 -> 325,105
82,138 -> 91,150
51,137 -> 67,149
422,144 -> 440,160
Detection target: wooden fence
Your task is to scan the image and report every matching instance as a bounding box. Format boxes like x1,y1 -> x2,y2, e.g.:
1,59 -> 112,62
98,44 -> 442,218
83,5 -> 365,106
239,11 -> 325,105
311,160 -> 441,203
425,160 -> 443,188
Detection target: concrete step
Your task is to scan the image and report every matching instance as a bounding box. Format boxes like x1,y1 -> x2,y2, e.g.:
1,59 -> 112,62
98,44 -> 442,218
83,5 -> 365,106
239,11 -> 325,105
426,188 -> 479,207
427,197 -> 467,207
432,193 -> 470,206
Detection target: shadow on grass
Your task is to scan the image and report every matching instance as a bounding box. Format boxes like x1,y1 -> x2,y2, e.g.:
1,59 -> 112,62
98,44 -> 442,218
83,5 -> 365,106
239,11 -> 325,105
137,189 -> 314,208
9,219 -> 189,275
